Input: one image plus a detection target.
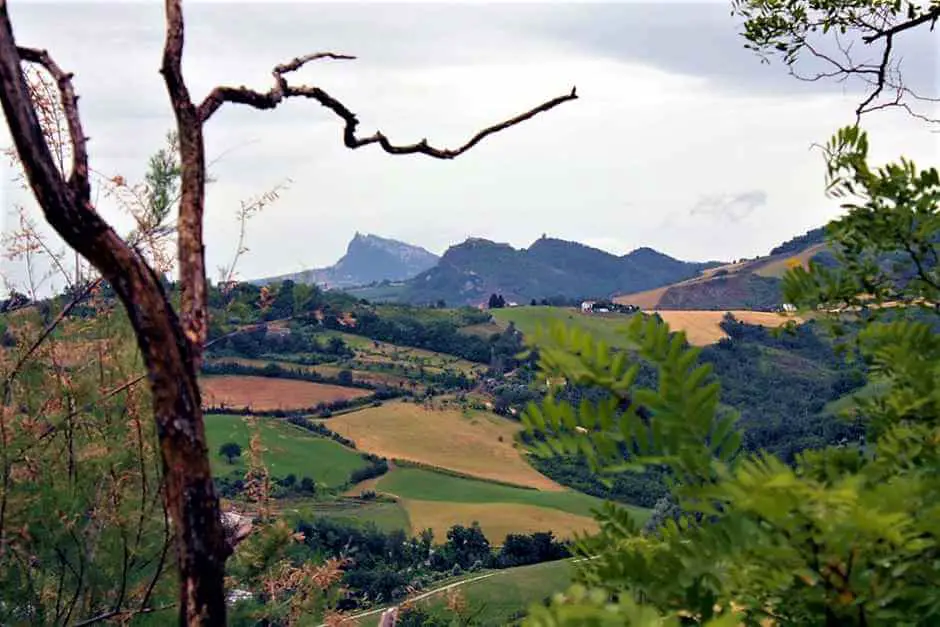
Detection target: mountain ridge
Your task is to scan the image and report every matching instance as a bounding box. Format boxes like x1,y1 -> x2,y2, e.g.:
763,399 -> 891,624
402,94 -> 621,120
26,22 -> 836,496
396,235 -> 724,306
254,233 -> 439,289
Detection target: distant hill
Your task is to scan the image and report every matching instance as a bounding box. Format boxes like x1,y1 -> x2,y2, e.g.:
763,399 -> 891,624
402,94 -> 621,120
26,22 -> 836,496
255,233 -> 439,289
395,235 -> 722,306
615,227 -> 831,311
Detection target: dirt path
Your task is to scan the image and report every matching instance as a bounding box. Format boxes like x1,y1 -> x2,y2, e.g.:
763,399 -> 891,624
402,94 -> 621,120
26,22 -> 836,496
314,557 -> 595,627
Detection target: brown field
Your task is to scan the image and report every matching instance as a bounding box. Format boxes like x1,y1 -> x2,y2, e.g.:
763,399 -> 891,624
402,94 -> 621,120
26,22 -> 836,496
200,375 -> 371,411
323,401 -> 563,491
654,310 -> 802,346
754,243 -> 827,278
614,285 -> 671,309
402,500 -> 598,542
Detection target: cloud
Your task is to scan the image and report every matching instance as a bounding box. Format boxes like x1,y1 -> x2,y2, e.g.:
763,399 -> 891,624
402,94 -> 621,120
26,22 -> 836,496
1,2 -> 937,294
689,190 -> 768,223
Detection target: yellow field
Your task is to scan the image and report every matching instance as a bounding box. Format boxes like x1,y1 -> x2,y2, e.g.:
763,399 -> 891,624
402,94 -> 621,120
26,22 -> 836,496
323,401 -> 563,491
654,310 -> 802,345
402,500 -> 598,542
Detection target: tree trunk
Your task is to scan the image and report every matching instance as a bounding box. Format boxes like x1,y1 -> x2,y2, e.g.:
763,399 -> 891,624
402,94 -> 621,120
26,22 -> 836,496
0,8 -> 229,624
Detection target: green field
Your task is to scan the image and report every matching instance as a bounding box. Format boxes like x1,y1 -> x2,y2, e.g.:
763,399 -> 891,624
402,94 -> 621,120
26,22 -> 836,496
205,414 -> 369,488
378,467 -> 647,521
490,306 -> 638,349
279,497 -> 411,533
361,559 -> 577,626
821,379 -> 890,416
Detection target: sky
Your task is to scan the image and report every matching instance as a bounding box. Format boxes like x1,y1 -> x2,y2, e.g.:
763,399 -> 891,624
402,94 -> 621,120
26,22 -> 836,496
0,1 -> 937,294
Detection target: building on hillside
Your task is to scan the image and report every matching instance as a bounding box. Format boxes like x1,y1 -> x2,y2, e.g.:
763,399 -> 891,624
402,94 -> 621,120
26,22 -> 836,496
581,300 -> 637,314
782,303 -> 797,313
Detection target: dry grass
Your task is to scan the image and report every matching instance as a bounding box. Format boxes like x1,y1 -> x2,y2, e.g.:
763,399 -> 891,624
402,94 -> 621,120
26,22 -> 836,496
324,401 -> 563,491
200,375 -> 371,411
654,310 -> 802,346
614,285 -> 671,309
754,243 -> 827,278
402,499 -> 598,542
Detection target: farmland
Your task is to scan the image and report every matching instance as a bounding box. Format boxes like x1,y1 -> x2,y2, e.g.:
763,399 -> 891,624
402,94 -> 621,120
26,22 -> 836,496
200,375 -> 371,411
324,401 -> 561,490
376,467 -> 649,526
402,500 -> 597,542
206,356 -> 414,389
280,497 -> 411,534
489,306 -> 638,349
754,242 -> 827,278
489,305 -> 800,347
653,310 -> 801,345
321,330 -> 486,375
204,414 -> 369,488
361,559 -> 577,627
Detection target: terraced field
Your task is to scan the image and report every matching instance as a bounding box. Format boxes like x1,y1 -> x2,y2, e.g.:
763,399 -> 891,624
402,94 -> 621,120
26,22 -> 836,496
320,330 -> 486,375
323,401 -> 561,490
200,375 -> 371,411
206,356 -> 413,389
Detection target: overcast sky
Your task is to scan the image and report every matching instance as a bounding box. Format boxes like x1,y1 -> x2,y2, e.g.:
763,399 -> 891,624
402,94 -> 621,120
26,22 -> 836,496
1,1 -> 937,293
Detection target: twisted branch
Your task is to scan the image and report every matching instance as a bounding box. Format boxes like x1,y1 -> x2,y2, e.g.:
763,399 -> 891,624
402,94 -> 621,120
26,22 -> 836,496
198,52 -> 578,159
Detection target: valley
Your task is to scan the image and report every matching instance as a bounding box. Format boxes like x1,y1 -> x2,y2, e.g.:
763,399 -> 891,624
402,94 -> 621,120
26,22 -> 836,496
0,223 -> 893,622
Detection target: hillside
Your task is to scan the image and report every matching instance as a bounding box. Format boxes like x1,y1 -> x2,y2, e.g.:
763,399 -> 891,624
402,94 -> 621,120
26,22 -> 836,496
616,227 -> 830,310
256,232 -> 439,289
396,235 -> 722,306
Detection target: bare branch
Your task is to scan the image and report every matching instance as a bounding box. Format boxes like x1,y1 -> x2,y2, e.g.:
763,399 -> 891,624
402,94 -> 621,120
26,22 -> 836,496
862,5 -> 940,43
198,51 -> 356,122
198,53 -> 577,159
855,32 -> 894,122
15,46 -> 90,202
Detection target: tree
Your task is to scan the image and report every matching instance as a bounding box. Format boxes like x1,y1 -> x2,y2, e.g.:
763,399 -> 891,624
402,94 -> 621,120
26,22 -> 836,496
0,3 -> 576,622
731,0 -> 939,123
219,441 -> 242,464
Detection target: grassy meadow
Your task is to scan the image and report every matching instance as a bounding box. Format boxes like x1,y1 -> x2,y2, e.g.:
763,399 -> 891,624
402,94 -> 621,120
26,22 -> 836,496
359,559 -> 578,626
205,414 -> 369,488
490,306 -> 640,349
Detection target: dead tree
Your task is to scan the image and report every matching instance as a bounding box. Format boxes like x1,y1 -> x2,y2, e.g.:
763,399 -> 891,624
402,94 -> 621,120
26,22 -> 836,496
0,0 -> 577,623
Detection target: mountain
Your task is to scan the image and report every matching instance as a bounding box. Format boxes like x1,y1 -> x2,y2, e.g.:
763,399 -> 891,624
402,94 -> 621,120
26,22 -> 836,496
615,227 -> 831,310
255,233 -> 439,289
396,235 -> 723,306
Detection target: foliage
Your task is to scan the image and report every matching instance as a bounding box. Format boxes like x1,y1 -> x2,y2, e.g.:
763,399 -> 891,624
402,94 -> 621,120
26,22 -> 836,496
293,517 -> 571,611
0,294 -> 175,624
220,441 -> 243,463
403,237 -> 718,306
517,129 -> 940,624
